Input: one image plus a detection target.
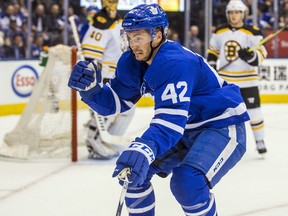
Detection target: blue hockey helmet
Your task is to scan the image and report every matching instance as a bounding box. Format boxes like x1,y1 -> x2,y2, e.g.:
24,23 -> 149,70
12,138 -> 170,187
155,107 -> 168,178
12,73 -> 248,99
122,4 -> 169,38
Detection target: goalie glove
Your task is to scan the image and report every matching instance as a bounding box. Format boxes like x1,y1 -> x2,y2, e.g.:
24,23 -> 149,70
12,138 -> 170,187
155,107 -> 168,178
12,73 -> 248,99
112,138 -> 157,188
68,61 -> 103,92
238,48 -> 258,66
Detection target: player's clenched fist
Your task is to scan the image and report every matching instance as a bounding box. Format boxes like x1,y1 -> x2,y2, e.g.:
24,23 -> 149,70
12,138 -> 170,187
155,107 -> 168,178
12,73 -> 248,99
68,61 -> 102,92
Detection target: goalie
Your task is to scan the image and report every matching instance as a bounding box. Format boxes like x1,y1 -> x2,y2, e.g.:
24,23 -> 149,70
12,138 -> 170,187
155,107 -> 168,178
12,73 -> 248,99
79,0 -> 134,159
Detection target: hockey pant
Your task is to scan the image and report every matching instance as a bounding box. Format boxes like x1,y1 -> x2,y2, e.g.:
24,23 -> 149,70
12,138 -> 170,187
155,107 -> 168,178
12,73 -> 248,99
124,123 -> 246,216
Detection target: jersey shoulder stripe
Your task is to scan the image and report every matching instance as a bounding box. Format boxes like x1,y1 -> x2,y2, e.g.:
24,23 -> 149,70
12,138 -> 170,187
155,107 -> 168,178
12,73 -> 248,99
241,25 -> 263,36
215,23 -> 230,34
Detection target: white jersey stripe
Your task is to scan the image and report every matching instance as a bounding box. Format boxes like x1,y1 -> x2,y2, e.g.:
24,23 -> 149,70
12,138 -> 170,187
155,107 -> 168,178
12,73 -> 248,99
155,108 -> 188,117
185,103 -> 246,129
151,119 -> 184,134
107,84 -> 121,114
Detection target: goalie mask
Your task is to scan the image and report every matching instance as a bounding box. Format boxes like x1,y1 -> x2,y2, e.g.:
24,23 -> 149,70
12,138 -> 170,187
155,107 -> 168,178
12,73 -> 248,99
121,4 -> 169,51
101,0 -> 118,12
226,0 -> 247,21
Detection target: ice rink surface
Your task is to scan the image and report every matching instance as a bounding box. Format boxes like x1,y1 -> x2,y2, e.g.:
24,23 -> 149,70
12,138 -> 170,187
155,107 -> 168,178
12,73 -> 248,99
0,104 -> 288,216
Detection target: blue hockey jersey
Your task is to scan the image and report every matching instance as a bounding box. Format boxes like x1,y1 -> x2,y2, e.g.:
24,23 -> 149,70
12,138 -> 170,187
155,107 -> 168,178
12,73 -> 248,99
80,40 -> 250,155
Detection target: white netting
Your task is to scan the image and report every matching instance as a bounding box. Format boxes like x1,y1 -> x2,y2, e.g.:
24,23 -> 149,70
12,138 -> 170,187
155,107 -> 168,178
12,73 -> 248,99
0,45 -> 87,160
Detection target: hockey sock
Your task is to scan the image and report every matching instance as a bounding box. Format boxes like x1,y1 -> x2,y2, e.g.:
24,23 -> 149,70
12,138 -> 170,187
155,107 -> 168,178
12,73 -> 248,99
170,166 -> 217,216
247,108 -> 265,141
125,183 -> 155,216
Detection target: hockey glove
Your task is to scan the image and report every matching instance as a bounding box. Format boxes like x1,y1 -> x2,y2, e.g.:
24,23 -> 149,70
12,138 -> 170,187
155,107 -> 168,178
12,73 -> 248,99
238,48 -> 257,65
112,138 -> 157,188
68,61 -> 103,92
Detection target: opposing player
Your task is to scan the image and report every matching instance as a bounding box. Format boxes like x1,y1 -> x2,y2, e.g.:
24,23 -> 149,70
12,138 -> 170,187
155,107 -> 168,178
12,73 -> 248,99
68,4 -> 249,215
207,0 -> 268,154
80,0 -> 134,159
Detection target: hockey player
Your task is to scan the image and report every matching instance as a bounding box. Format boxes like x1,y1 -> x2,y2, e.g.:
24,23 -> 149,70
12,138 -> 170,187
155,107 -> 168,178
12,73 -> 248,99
207,0 -> 268,154
68,4 -> 249,216
79,0 -> 134,159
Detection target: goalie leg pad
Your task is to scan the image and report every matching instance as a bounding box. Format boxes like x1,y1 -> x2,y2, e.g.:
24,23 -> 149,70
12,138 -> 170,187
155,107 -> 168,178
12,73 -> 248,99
85,111 -> 119,159
170,166 -> 217,216
108,106 -> 135,136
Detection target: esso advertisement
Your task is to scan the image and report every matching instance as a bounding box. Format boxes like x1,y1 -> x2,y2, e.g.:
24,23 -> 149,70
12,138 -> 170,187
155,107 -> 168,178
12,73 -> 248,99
0,60 -> 43,105
12,65 -> 39,97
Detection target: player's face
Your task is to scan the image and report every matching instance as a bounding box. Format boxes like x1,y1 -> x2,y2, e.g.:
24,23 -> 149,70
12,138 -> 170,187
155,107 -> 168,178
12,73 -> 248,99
228,11 -> 243,27
126,30 -> 153,61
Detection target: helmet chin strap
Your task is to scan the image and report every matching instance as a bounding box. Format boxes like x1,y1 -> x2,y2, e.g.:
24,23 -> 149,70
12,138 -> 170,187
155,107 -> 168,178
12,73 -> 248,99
143,34 -> 166,62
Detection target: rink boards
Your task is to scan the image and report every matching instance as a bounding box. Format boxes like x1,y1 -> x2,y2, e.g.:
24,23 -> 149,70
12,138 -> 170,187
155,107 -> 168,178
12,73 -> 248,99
0,58 -> 287,116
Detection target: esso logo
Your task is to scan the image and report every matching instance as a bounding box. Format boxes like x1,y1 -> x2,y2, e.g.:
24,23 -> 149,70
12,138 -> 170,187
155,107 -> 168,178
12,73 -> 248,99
11,65 -> 39,97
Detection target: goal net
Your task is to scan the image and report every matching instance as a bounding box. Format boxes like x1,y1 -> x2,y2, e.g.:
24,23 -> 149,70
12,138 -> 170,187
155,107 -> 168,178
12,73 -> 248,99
0,45 -> 88,161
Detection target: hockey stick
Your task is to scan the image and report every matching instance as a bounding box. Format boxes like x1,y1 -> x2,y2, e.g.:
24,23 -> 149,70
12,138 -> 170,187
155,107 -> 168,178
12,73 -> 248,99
218,23 -> 288,71
115,168 -> 131,216
69,16 -> 132,146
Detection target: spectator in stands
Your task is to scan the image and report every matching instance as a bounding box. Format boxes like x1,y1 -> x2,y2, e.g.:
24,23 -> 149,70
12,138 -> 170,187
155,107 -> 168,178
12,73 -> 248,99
46,3 -> 64,46
4,33 -> 25,58
32,3 -> 47,33
246,3 -> 275,29
187,25 -> 202,55
31,33 -> 44,59
5,17 -> 22,40
167,28 -> 180,43
14,1 -> 27,23
0,3 -> 22,32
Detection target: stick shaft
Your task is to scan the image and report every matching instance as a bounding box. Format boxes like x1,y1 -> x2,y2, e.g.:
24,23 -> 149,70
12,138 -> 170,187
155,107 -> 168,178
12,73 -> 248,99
115,180 -> 129,216
248,23 -> 288,52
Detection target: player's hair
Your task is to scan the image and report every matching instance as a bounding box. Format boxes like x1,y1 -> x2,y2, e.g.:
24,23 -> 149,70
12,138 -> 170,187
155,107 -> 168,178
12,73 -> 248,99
226,0 -> 247,20
122,4 -> 169,39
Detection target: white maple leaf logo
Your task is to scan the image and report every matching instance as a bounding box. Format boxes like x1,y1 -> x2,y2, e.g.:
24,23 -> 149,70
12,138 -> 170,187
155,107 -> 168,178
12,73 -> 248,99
149,6 -> 158,15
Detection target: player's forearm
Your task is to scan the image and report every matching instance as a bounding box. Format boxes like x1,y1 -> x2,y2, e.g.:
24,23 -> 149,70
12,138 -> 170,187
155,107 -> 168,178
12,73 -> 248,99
141,113 -> 188,156
80,85 -> 134,116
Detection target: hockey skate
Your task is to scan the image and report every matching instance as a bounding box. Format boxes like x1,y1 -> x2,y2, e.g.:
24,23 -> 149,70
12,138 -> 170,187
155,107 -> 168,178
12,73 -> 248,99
256,140 -> 267,154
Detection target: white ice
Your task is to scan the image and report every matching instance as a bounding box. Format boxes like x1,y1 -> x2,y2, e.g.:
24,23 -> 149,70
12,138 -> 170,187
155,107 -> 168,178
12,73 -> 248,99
0,104 -> 288,216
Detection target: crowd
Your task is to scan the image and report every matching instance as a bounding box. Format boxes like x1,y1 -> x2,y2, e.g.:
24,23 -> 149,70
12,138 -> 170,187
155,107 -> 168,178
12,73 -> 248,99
0,0 -> 88,59
0,0 -> 287,59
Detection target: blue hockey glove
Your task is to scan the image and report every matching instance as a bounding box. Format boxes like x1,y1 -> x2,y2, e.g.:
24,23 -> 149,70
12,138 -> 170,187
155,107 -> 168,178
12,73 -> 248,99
112,138 -> 157,188
68,61 -> 102,92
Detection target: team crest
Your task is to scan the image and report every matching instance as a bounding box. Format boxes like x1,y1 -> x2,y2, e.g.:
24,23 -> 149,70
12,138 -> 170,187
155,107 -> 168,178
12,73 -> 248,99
224,40 -> 241,62
149,6 -> 158,15
97,16 -> 107,24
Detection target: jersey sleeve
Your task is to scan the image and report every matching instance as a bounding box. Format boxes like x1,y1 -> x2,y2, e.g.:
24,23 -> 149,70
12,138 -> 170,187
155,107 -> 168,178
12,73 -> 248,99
140,59 -> 196,155
246,26 -> 267,65
80,52 -> 143,116
207,32 -> 220,68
